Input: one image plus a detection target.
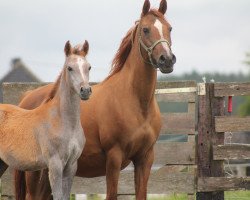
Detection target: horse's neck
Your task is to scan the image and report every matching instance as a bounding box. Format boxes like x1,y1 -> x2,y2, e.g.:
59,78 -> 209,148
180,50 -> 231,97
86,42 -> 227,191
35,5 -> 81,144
119,42 -> 157,111
53,72 -> 81,129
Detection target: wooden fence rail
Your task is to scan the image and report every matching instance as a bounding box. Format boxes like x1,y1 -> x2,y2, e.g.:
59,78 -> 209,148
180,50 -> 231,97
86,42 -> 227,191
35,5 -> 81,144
1,81 -> 250,200
0,81 -> 197,199
196,82 -> 250,200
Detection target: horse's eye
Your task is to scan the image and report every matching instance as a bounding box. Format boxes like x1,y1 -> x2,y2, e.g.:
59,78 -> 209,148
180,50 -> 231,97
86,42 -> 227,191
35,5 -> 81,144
143,27 -> 149,34
169,27 -> 172,32
67,66 -> 73,71
89,66 -> 91,71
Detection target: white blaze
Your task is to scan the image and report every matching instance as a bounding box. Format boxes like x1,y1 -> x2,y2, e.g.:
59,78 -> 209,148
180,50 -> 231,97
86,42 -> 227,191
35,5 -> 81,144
154,19 -> 171,57
77,58 -> 88,83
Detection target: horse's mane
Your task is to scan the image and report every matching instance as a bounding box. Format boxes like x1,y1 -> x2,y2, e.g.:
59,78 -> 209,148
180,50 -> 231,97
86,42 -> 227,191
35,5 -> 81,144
105,9 -> 165,81
104,26 -> 135,81
44,45 -> 84,103
44,72 -> 62,103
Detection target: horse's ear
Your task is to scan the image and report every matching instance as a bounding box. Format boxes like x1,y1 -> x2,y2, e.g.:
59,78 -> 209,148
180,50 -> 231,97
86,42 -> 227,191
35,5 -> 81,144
64,40 -> 72,57
158,0 -> 167,15
82,40 -> 89,55
141,0 -> 150,17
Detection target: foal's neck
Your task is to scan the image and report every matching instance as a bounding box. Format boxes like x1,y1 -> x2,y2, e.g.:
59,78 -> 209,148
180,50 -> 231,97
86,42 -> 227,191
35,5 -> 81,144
54,71 -> 81,129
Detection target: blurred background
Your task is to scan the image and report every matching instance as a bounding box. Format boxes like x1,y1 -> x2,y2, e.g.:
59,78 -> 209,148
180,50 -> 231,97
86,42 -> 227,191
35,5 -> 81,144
0,0 -> 249,82
2,0 -> 249,115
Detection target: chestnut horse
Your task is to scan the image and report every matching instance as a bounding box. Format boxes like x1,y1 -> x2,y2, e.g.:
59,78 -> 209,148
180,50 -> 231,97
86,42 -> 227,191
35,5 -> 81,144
14,0 -> 176,199
0,40 -> 91,200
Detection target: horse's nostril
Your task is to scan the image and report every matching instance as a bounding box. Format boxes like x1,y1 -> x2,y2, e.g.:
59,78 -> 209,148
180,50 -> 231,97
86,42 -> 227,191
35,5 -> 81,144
172,54 -> 176,64
80,87 -> 84,92
159,55 -> 166,64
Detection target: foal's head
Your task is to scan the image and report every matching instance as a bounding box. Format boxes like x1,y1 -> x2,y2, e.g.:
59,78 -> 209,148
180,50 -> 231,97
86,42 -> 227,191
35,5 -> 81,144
137,0 -> 176,73
64,40 -> 92,100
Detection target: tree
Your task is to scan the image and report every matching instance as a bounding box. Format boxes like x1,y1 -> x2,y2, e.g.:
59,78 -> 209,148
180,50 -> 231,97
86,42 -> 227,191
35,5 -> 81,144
238,52 -> 250,116
244,52 -> 250,66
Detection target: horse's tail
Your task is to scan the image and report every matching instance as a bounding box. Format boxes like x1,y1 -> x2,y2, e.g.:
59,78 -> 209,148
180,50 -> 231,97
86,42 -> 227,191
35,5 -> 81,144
15,170 -> 26,200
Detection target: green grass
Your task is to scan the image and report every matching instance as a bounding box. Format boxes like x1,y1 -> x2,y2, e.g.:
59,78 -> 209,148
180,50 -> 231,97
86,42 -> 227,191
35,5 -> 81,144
148,194 -> 187,200
225,190 -> 250,199
148,191 -> 250,200
70,191 -> 250,200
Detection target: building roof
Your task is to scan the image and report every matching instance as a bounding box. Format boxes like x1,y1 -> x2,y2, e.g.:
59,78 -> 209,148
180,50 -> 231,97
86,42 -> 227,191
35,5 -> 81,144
0,58 -> 41,102
0,58 -> 41,83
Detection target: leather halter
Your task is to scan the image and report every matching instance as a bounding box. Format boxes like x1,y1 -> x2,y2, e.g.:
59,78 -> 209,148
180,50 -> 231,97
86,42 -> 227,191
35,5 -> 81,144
132,22 -> 172,69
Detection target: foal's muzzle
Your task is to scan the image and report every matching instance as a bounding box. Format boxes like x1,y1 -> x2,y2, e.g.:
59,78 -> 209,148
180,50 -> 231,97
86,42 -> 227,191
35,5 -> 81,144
80,86 -> 92,100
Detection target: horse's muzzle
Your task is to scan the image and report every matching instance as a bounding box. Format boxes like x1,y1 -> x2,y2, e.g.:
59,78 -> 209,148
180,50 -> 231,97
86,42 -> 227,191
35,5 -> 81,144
158,53 -> 176,74
80,87 -> 92,100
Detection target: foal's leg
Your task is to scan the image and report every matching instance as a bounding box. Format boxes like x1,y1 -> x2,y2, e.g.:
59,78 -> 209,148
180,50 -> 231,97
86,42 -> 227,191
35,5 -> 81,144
106,147 -> 123,200
0,159 -> 8,177
62,161 -> 77,199
133,148 -> 154,200
48,158 -> 64,200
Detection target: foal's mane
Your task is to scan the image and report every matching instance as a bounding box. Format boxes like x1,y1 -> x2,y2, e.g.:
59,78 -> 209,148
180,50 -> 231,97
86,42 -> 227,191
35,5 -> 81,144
105,9 -> 165,81
44,47 -> 84,103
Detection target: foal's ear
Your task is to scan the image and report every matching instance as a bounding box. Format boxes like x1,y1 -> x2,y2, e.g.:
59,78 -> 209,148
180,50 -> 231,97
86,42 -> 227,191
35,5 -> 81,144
64,40 -> 72,57
82,40 -> 89,55
141,0 -> 150,17
158,0 -> 167,15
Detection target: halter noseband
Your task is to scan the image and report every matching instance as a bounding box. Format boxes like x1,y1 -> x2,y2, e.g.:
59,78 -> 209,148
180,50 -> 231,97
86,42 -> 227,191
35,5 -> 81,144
133,22 -> 172,69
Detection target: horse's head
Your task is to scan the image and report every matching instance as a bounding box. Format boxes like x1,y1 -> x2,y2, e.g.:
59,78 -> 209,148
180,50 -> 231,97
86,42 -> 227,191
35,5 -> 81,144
137,0 -> 176,73
64,40 -> 92,100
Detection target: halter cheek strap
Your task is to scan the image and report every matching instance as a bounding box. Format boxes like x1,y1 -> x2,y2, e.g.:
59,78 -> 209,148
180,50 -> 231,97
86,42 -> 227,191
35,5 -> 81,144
131,21 -> 172,69
139,37 -> 171,68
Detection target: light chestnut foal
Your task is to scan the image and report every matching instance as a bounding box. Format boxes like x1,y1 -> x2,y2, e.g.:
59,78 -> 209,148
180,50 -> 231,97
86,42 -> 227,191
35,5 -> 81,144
0,40 -> 91,200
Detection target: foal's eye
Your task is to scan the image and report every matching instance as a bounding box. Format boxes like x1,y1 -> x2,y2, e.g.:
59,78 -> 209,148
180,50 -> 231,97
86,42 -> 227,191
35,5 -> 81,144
169,27 -> 173,32
67,66 -> 73,71
89,66 -> 91,71
143,27 -> 150,34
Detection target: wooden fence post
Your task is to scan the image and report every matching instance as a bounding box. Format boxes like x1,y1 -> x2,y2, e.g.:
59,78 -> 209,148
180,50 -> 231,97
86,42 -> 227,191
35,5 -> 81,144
196,83 -> 225,200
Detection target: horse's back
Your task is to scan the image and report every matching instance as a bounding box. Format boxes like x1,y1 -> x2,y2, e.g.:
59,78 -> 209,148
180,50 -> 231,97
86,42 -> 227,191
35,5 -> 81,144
19,83 -> 54,109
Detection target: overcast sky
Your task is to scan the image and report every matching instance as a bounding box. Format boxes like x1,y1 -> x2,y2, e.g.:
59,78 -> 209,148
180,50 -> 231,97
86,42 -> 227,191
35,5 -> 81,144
0,0 -> 250,82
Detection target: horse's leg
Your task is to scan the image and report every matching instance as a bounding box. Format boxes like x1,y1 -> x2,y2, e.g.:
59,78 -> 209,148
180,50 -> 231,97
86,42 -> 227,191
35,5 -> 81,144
26,170 -> 52,200
0,159 -> 8,177
48,159 -> 63,200
106,147 -> 123,200
133,148 -> 154,200
62,161 -> 77,199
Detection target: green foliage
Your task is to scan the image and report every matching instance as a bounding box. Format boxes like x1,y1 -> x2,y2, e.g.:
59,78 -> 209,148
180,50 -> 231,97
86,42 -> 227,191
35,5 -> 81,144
238,96 -> 250,116
244,52 -> 250,66
159,70 -> 248,83
70,194 -> 76,200
238,52 -> 250,116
